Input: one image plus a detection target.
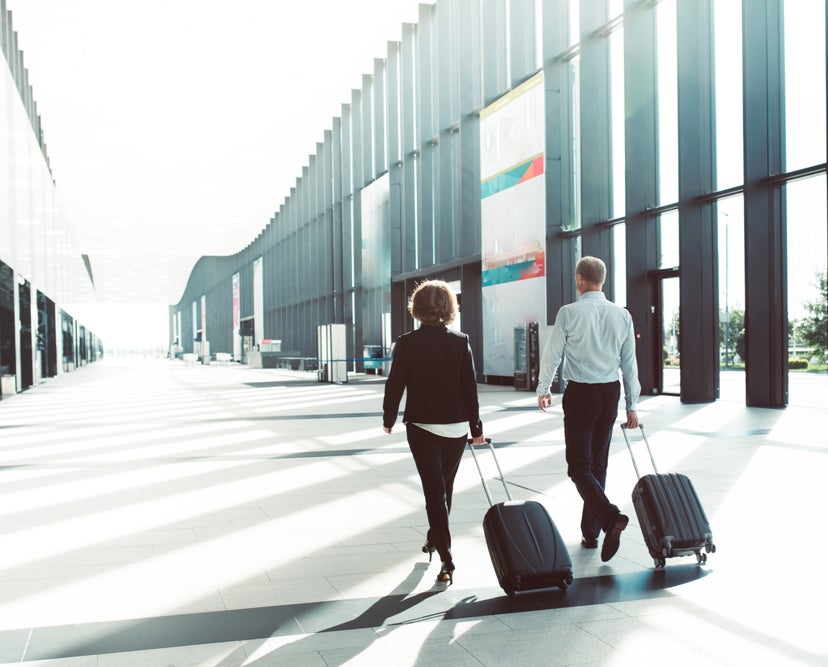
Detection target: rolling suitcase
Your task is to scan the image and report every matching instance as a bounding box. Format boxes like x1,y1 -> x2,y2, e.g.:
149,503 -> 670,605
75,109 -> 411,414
621,424 -> 716,568
467,438 -> 573,596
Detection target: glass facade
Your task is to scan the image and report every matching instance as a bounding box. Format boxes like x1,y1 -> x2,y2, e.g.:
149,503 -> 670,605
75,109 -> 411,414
0,5 -> 101,395
71,0 -> 818,408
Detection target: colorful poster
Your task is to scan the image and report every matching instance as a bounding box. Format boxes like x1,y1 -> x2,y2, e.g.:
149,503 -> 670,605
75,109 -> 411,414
253,257 -> 263,346
480,72 -> 546,378
232,272 -> 241,360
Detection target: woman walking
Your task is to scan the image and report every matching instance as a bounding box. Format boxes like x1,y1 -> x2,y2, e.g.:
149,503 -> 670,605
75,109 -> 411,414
382,280 -> 485,584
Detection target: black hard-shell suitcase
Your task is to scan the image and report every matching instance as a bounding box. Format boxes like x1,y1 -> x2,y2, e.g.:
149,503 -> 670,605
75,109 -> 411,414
467,439 -> 573,596
621,424 -> 716,568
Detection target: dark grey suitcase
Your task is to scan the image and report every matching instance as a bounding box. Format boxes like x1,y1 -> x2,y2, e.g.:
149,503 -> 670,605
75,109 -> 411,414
621,424 -> 716,568
468,439 -> 573,596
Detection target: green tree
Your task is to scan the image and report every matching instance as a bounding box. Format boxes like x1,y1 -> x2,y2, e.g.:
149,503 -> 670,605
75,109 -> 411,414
719,308 -> 745,366
799,272 -> 827,358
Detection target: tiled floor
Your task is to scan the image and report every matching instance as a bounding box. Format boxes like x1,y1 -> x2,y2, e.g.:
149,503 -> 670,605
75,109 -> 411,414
0,357 -> 825,666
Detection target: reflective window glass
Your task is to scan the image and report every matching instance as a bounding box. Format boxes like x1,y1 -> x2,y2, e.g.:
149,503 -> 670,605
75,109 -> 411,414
658,210 -> 679,269
569,0 -> 580,47
716,196 -> 745,371
610,27 -> 625,217
786,175 -> 828,374
714,0 -> 744,190
657,0 -> 678,205
570,55 -> 582,229
784,0 -> 827,171
613,223 -> 627,305
535,0 -> 543,69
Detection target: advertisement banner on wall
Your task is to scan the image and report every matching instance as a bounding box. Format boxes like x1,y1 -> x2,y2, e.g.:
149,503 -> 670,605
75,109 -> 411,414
253,257 -> 263,345
480,72 -> 546,378
232,272 -> 241,360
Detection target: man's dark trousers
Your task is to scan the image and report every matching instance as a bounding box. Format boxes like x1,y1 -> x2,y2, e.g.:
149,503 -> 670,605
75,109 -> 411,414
562,380 -> 622,538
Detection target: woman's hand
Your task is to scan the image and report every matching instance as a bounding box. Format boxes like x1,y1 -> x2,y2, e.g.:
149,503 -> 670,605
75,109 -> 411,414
383,426 -> 392,434
470,434 -> 486,445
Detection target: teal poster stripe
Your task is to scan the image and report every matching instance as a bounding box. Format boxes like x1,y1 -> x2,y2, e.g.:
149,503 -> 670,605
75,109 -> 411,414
481,155 -> 543,199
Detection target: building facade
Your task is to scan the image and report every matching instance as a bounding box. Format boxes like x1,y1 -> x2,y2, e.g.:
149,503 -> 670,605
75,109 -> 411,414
171,0 -> 827,408
0,1 -> 102,399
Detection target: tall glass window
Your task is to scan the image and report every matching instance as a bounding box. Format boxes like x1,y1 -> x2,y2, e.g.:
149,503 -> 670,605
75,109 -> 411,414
364,79 -> 375,179
786,175 -> 827,378
658,210 -> 679,269
714,0 -> 744,190
610,26 -> 625,218
717,196 -> 746,374
783,0 -> 827,171
656,0 -> 678,205
613,224 -> 627,305
391,44 -> 403,162
405,24 -> 419,151
568,0 -> 580,47
412,155 -> 420,267
570,55 -> 582,229
535,0 -> 543,70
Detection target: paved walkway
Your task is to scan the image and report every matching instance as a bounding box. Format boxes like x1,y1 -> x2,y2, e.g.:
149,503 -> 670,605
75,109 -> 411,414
0,357 -> 825,666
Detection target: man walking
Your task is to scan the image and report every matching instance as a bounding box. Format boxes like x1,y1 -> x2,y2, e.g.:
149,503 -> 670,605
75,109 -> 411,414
536,256 -> 640,562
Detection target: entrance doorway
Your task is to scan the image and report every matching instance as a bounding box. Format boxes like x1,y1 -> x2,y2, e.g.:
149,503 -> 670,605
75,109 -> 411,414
18,278 -> 33,390
239,317 -> 255,362
651,269 -> 680,396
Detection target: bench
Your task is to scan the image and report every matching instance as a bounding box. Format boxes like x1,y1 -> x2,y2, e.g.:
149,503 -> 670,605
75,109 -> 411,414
215,353 -> 233,365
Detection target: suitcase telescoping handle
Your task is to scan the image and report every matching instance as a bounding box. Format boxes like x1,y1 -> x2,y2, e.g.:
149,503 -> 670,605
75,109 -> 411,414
620,424 -> 660,479
466,437 -> 513,506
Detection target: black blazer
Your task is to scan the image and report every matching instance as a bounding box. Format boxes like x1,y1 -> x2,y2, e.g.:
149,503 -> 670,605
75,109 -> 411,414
382,325 -> 483,437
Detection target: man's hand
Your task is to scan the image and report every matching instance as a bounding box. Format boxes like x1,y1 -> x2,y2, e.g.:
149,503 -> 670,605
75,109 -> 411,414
623,410 -> 639,429
537,393 -> 553,412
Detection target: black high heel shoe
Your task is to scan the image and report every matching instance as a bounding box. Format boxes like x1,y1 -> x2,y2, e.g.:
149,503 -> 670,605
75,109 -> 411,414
437,560 -> 455,585
422,541 -> 436,562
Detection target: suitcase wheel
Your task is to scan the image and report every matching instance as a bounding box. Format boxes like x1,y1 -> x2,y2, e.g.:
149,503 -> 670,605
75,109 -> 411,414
654,557 -> 666,569
695,551 -> 708,564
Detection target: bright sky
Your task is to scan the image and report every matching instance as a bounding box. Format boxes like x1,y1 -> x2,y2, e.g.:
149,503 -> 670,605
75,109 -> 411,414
5,0 -> 430,349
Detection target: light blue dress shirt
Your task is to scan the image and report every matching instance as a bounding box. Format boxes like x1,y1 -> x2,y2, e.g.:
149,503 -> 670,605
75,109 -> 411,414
536,291 -> 641,411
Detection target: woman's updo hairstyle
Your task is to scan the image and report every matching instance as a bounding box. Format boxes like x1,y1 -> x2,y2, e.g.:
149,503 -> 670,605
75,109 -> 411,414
408,280 -> 458,327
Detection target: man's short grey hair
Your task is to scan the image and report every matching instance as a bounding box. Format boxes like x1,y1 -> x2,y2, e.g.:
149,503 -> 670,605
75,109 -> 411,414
576,256 -> 607,286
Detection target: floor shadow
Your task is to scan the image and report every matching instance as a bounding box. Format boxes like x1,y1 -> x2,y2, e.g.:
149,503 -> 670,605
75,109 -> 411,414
397,564 -> 712,623
244,562 -> 441,664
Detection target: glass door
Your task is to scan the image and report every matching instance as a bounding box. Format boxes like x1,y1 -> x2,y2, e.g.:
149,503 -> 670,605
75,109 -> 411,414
650,269 -> 681,396
659,275 -> 681,395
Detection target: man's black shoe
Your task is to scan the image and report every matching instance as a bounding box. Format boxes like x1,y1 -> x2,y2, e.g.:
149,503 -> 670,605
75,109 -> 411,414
601,514 -> 629,562
581,537 -> 598,549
